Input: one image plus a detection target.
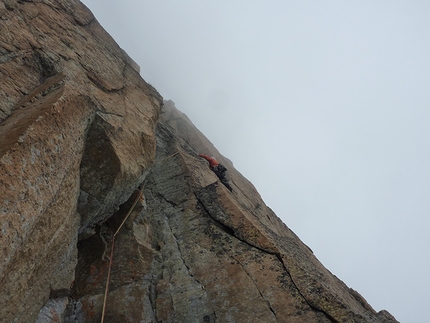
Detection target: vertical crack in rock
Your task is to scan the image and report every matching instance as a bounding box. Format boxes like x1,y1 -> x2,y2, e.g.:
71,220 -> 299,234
196,193 -> 267,254
231,254 -> 278,322
196,192 -> 339,323
158,211 -> 215,323
273,253 -> 339,323
1,1 -> 400,322
148,275 -> 160,323
164,213 -> 203,287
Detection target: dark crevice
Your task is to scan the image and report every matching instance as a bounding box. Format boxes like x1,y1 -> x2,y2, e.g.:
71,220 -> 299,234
77,112 -> 122,230
210,214 -> 235,236
67,184 -> 163,318
198,195 -> 283,319
105,189 -> 143,232
273,253 -> 338,323
195,193 -> 339,323
195,194 -> 273,255
33,50 -> 58,82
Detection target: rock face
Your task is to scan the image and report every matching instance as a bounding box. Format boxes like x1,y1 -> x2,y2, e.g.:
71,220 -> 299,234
0,1 -> 160,322
0,1 -> 398,322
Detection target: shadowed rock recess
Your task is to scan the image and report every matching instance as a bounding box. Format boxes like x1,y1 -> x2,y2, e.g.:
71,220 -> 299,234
0,1 -> 399,322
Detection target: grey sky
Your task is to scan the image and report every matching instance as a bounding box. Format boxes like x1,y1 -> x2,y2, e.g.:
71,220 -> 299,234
82,1 -> 430,322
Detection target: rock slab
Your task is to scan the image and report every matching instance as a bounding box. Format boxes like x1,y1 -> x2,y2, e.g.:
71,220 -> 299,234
0,1 -> 399,322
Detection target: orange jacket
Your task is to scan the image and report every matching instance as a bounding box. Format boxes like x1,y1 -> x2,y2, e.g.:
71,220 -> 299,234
198,154 -> 219,168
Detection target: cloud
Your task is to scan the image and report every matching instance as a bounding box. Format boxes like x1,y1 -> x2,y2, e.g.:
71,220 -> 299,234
83,1 -> 430,321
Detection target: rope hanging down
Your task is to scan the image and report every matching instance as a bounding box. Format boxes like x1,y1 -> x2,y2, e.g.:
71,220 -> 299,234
100,187 -> 143,323
100,151 -> 180,323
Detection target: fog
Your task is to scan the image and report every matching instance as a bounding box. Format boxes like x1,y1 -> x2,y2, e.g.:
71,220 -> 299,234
82,1 -> 430,322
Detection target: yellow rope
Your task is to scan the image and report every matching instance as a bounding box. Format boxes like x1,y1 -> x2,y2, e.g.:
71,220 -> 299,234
100,188 -> 143,323
100,151 -> 179,323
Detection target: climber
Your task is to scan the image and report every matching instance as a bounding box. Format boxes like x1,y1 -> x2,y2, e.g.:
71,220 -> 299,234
198,154 -> 233,192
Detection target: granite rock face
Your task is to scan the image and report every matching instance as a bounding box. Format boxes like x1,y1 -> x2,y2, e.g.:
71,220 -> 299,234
0,1 -> 398,322
0,1 -> 160,322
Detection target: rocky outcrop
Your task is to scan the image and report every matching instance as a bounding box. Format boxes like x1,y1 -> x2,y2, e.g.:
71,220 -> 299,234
0,1 -> 160,322
0,1 -> 398,322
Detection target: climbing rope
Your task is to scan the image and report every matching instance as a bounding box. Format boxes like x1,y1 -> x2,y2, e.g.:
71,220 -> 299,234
155,151 -> 179,164
100,151 -> 180,323
100,187 -> 143,323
